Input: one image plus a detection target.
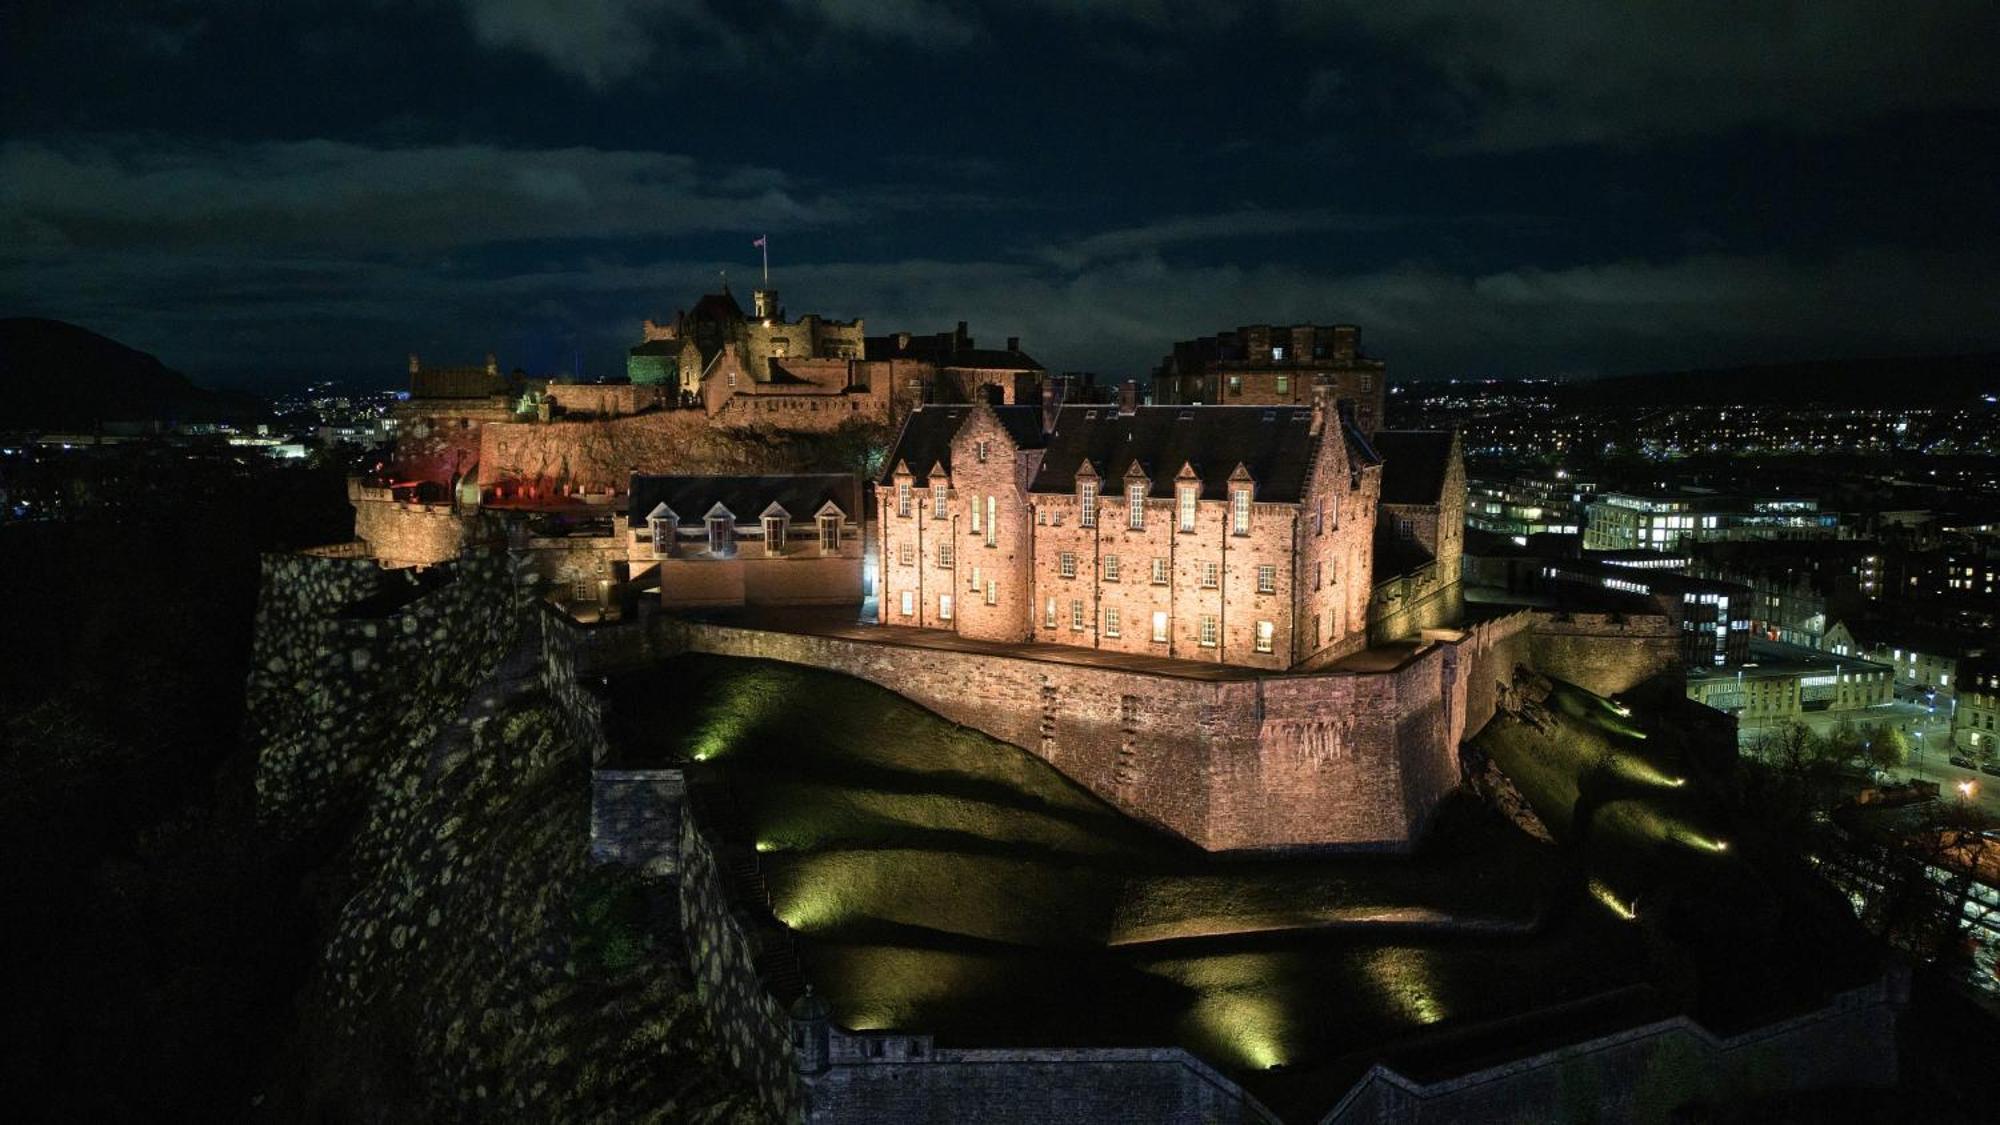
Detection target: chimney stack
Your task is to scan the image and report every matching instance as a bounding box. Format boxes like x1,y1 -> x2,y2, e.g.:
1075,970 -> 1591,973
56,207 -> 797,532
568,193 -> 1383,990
1006,336 -> 1020,353
1309,382 -> 1334,436
1119,379 -> 1138,415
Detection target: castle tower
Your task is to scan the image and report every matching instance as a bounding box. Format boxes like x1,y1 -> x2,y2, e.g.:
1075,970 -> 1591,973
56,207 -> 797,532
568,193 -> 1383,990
790,985 -> 831,1076
753,288 -> 779,322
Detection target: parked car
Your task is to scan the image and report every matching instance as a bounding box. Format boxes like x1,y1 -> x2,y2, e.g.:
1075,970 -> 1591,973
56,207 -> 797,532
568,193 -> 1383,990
1950,754 -> 1977,769
1982,762 -> 2000,779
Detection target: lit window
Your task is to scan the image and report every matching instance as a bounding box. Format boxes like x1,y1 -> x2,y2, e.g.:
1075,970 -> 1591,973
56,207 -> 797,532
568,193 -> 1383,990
650,516 -> 677,559
1150,558 -> 1168,584
1071,600 -> 1085,631
1105,607 -> 1121,638
1232,488 -> 1250,534
707,515 -> 733,555
1104,555 -> 1120,582
932,482 -> 947,518
1228,375 -> 1242,395
1201,561 -> 1218,589
1128,483 -> 1146,529
900,590 -> 914,617
985,496 -> 998,547
1276,373 -> 1289,394
1199,614 -> 1218,647
985,579 -> 997,605
1179,486 -> 1197,532
1080,481 -> 1097,527
1045,598 -> 1058,629
1255,620 -> 1274,654
1060,551 -> 1076,578
1257,565 -> 1275,594
1272,345 -> 1286,362
1151,610 -> 1169,643
897,481 -> 911,517
940,594 -> 953,620
764,516 -> 788,554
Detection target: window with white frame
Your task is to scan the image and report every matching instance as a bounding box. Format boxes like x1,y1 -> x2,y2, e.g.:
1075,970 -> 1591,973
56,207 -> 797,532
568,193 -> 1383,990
1071,600 -> 1084,630
764,516 -> 788,554
1060,551 -> 1076,578
1201,561 -> 1218,589
1150,557 -> 1168,584
1232,488 -> 1251,534
899,543 -> 914,566
650,516 -> 677,559
1128,483 -> 1146,529
707,515 -> 733,555
1045,598 -> 1058,629
969,564 -> 981,591
1105,606 -> 1121,638
1257,564 -> 1275,594
1079,480 -> 1097,527
900,590 -> 914,616
939,594 -> 953,621
1151,610 -> 1169,643
1255,620 -> 1274,653
938,540 -> 954,567
932,482 -> 947,518
985,496 -> 998,547
1178,486 -> 1197,532
897,481 -> 911,517
819,515 -> 840,552
985,579 -> 998,605
1104,554 -> 1120,582
1199,614 -> 1218,647
970,498 -> 982,534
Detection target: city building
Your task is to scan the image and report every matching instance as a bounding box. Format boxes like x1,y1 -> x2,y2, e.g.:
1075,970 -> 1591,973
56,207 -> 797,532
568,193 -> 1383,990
1686,639 -> 1895,726
629,285 -> 865,397
1584,490 -> 1842,553
1151,324 -> 1387,434
873,389 -> 1415,670
1537,556 -> 1752,667
1822,620 -> 1986,700
1466,470 -> 1598,538
1951,657 -> 2000,758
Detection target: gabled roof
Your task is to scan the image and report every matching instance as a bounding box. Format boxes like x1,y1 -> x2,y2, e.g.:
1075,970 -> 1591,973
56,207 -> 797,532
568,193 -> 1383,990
1028,405 -> 1329,502
1372,430 -> 1456,506
628,474 -> 858,526
688,290 -> 746,322
877,404 -> 1046,487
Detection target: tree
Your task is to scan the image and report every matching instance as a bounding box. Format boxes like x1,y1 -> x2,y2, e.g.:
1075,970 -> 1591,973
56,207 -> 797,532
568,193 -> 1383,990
1869,725 -> 1911,772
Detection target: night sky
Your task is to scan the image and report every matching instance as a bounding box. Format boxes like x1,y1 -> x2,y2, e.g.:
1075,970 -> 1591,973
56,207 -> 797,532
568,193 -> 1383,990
5,1 -> 1999,389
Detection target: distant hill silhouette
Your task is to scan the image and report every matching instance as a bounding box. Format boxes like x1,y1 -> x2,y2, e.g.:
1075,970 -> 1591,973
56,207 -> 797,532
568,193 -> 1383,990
0,318 -> 261,431
1571,353 -> 2000,408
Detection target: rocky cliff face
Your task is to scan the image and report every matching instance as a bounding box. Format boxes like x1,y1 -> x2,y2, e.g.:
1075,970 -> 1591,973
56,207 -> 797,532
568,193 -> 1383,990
247,551 -> 774,1121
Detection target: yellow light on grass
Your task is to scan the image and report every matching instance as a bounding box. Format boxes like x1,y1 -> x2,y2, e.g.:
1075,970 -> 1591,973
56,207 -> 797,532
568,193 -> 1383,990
1590,878 -> 1638,921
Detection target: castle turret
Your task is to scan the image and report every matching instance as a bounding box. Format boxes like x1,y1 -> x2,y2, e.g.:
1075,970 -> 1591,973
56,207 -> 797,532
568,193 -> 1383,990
790,986 -> 831,1077
753,288 -> 779,321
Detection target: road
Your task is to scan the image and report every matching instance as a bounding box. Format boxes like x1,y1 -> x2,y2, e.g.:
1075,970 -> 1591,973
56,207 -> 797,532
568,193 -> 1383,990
1735,697 -> 2000,817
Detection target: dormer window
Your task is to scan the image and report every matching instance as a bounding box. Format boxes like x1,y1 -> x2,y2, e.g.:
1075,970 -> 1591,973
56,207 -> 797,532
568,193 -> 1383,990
1232,487 -> 1251,535
764,515 -> 788,554
1127,483 -> 1146,530
931,482 -> 947,518
707,513 -> 734,555
1178,485 -> 1198,533
897,480 -> 912,517
645,503 -> 678,560
819,514 -> 841,552
1079,480 -> 1097,527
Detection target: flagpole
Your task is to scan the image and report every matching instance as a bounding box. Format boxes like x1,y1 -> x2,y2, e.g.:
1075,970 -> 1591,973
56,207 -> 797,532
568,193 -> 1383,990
761,236 -> 769,287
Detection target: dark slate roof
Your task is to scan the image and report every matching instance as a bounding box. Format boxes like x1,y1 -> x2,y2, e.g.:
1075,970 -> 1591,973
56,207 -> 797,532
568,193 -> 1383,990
1372,430 -> 1455,505
689,290 -> 746,322
864,333 -> 1043,371
627,474 -> 858,525
877,404 -> 1045,486
1028,405 -> 1328,501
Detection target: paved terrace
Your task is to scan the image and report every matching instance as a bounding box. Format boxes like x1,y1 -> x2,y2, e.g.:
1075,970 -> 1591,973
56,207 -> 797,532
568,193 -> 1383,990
676,603 -> 1428,682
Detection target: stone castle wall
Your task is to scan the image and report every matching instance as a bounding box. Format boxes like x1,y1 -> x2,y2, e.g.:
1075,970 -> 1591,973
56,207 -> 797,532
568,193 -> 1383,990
653,610 -> 1536,852
480,411 -> 882,492
1325,976 -> 1902,1125
1528,612 -> 1682,700
349,480 -> 495,567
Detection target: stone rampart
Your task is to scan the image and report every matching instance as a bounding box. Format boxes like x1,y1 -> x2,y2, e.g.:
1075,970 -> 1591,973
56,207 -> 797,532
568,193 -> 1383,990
349,479 -> 492,567
650,610 -> 1534,852
1323,975 -> 1903,1125
1528,611 -> 1682,700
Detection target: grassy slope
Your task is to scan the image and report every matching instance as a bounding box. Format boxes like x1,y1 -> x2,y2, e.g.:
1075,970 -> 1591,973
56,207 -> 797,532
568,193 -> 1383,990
613,655 -> 1663,1118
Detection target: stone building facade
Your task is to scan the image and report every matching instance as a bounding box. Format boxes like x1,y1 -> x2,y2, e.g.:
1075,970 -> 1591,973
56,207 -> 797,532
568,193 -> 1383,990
874,392 -> 1439,671
1152,323 -> 1388,434
626,474 -> 864,609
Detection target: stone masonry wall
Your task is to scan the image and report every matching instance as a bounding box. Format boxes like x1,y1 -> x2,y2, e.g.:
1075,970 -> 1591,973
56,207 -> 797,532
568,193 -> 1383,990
1529,612 -> 1682,700
652,613 -> 1534,852
481,411 -> 882,492
1324,976 -> 1901,1125
350,482 -> 493,567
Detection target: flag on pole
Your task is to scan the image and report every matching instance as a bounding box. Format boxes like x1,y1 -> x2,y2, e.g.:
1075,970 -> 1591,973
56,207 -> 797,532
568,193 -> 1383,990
752,235 -> 767,247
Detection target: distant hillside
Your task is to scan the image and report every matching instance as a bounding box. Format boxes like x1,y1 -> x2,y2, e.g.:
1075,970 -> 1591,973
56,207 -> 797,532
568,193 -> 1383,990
0,318 -> 260,430
1573,353 -> 2000,408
